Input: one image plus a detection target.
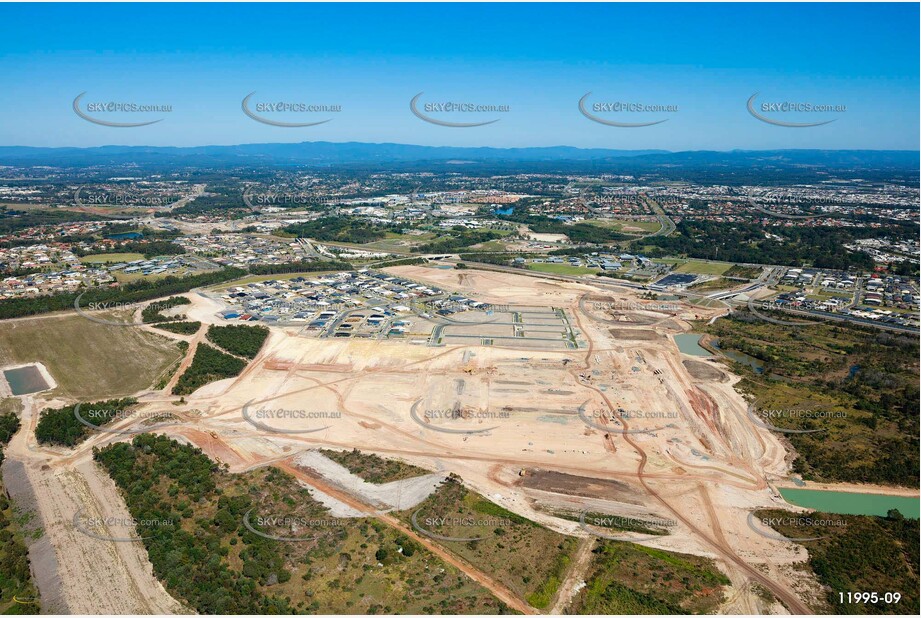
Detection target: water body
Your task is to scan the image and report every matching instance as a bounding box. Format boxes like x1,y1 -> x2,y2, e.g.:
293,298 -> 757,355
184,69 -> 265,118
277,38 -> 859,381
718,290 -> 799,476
106,231 -> 143,240
3,365 -> 49,395
780,487 -> 919,519
712,339 -> 765,373
674,333 -> 711,357
494,206 -> 514,216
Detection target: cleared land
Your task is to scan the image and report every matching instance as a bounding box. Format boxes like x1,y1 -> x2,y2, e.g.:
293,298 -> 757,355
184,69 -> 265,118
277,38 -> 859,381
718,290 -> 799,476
0,313 -> 183,399
3,264 -> 915,615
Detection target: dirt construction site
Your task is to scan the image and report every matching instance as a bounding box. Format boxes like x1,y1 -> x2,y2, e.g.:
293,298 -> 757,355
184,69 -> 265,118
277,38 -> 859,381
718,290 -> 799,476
6,265 -> 844,614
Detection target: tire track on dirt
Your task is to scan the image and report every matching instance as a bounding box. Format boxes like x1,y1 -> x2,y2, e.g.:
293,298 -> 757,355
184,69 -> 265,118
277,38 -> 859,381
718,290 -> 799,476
570,294 -> 811,614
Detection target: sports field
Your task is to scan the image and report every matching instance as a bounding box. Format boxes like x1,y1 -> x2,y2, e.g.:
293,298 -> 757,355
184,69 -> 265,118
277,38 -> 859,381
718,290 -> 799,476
80,252 -> 145,264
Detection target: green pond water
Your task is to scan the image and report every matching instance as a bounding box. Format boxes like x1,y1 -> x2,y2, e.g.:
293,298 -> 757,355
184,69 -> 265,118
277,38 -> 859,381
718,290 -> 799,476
674,333 -> 711,357
3,365 -> 50,395
780,488 -> 919,519
712,339 -> 766,373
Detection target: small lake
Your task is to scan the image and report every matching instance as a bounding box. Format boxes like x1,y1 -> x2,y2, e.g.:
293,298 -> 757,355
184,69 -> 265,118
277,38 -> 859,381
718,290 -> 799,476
3,364 -> 50,395
780,487 -> 919,519
106,231 -> 143,240
712,339 -> 765,373
674,333 -> 711,357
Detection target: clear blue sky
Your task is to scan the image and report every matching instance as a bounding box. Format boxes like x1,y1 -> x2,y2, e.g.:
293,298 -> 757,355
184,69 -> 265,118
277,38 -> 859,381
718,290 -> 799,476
0,2 -> 917,150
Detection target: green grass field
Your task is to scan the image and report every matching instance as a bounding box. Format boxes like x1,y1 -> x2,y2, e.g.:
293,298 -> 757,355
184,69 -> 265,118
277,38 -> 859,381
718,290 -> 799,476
359,232 -> 437,252
652,257 -> 684,266
528,263 -> 600,276
0,313 -> 183,399
80,252 -> 145,264
805,290 -> 852,302
585,219 -> 662,233
673,260 -> 733,276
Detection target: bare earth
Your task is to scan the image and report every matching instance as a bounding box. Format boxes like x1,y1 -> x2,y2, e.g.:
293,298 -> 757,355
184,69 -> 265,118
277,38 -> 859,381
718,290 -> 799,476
4,266 -> 916,614
4,396 -> 188,614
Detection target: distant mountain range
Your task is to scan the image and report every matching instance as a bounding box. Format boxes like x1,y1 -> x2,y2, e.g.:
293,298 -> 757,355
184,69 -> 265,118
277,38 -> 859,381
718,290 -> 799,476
0,142 -> 917,179
0,142 -> 668,164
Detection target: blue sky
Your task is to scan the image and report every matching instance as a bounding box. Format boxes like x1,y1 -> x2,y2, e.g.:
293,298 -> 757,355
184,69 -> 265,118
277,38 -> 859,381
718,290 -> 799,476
0,2 -> 917,150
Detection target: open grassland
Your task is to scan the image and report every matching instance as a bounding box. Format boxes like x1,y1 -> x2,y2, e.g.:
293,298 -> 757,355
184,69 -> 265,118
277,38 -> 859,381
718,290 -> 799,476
567,541 -> 729,614
702,314 -> 919,486
396,475 -> 578,609
0,399 -> 22,417
688,277 -> 732,292
585,219 -> 662,233
94,435 -> 508,614
528,263 -> 601,276
673,260 -> 733,276
0,313 -> 184,399
724,264 -> 764,279
79,252 -> 145,264
358,232 -> 437,252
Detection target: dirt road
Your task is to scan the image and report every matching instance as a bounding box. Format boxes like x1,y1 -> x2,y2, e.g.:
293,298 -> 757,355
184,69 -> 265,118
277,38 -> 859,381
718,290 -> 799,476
277,461 -> 537,615
3,397 -> 187,614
